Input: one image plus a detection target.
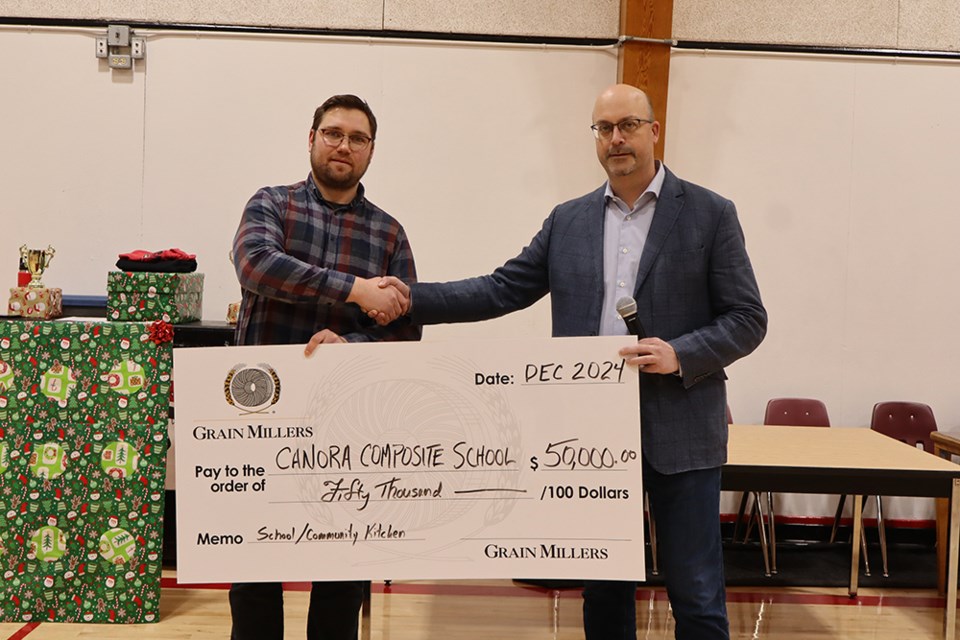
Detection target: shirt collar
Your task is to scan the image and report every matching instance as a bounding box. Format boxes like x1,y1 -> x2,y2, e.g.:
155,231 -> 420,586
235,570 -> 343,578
603,160 -> 665,209
306,173 -> 367,210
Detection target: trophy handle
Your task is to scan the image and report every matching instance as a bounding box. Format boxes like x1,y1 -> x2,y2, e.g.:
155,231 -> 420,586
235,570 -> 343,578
44,245 -> 56,266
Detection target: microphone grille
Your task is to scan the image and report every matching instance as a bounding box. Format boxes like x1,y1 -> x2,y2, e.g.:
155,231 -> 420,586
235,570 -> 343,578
615,296 -> 637,318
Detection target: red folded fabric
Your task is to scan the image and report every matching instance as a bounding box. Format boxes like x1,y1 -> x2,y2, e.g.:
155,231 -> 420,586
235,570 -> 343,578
118,248 -> 197,262
118,250 -> 156,262
158,248 -> 196,260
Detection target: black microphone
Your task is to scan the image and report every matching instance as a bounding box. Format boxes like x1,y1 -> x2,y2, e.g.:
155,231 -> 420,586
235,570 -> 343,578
616,296 -> 646,338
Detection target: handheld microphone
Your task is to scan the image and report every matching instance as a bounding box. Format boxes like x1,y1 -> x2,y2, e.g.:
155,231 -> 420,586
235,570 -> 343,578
616,296 -> 646,338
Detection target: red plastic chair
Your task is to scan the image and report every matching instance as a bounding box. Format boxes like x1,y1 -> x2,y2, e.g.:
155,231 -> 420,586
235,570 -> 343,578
764,397 -> 831,428
830,401 -> 938,577
737,398 -> 831,574
872,401 -> 937,452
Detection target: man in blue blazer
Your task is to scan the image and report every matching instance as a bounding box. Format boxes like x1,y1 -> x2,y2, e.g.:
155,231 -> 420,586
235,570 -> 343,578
360,84 -> 767,639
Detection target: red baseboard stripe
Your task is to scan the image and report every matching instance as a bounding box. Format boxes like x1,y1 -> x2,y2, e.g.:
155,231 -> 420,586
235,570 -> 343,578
720,514 -> 936,529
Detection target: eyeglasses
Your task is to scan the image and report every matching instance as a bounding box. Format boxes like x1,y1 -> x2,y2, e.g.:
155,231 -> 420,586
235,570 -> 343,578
590,118 -> 653,140
317,128 -> 373,151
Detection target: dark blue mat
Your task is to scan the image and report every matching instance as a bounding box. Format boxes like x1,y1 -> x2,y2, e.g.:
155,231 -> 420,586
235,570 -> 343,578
721,541 -> 937,588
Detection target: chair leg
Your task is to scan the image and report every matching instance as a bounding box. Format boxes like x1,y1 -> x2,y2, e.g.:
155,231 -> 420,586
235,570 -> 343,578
744,497 -> 758,543
829,494 -> 847,543
860,497 -> 871,577
767,491 -> 778,574
738,492 -> 772,576
732,491 -> 749,542
876,495 -> 889,577
831,493 -> 878,578
645,492 -> 659,576
753,492 -> 771,577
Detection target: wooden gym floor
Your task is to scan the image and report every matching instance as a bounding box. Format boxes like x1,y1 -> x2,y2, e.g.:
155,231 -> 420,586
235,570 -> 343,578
0,570 -> 956,639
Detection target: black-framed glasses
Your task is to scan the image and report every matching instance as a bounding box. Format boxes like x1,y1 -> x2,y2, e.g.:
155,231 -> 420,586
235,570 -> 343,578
590,118 -> 653,140
317,128 -> 373,151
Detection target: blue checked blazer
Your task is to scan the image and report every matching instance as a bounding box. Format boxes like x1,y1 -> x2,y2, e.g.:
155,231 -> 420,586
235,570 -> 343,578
410,167 -> 767,474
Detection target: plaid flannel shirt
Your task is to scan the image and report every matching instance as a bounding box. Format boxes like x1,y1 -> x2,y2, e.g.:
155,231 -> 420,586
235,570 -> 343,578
233,174 -> 421,346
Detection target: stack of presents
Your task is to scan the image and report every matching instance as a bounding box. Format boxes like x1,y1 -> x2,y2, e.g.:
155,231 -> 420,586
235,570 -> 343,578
1,247 -> 203,624
106,249 -> 203,324
8,248 -> 203,324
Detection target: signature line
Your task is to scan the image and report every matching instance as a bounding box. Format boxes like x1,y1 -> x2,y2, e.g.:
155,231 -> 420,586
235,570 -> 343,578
452,488 -> 528,495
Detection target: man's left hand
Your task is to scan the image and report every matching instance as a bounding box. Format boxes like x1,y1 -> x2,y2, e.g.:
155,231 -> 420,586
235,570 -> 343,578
304,329 -> 347,356
619,338 -> 679,375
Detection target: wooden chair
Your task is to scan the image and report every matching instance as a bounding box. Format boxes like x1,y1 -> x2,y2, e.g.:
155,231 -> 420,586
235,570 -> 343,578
830,401 -> 938,577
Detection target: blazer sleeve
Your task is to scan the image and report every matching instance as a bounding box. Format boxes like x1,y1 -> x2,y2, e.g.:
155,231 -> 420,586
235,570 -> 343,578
409,210 -> 556,325
670,198 -> 767,387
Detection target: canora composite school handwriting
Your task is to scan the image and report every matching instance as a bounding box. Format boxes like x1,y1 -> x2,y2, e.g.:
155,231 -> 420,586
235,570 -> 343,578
192,425 -> 517,472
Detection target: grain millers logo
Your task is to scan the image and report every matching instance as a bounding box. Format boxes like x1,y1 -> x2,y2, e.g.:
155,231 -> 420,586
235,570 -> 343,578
224,363 -> 281,414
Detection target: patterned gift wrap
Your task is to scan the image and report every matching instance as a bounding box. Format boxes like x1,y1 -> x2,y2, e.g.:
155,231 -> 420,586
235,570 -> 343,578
7,288 -> 62,320
0,320 -> 171,624
106,272 -> 203,324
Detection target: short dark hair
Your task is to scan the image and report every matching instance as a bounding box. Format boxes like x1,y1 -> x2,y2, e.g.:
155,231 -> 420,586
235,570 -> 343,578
311,94 -> 377,140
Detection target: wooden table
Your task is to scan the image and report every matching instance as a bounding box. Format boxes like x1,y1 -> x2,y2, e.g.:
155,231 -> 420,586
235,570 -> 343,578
933,431 -> 960,597
724,425 -> 960,640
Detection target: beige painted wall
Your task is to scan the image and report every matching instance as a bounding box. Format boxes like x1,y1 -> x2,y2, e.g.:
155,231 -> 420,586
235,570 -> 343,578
667,49 -> 960,518
2,1 -> 960,51
0,0 -> 620,39
674,0 -> 960,52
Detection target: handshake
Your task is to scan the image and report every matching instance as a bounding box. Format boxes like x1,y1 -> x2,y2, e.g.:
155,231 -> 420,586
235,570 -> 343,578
348,275 -> 410,326
304,275 -> 411,355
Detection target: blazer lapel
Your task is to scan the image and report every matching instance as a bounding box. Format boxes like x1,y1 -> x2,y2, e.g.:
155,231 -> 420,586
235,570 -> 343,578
585,187 -> 607,295
580,187 -> 607,335
634,168 -> 684,294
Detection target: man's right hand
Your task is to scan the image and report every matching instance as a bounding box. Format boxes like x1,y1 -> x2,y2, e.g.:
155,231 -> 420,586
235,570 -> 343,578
366,276 -> 411,326
346,276 -> 409,323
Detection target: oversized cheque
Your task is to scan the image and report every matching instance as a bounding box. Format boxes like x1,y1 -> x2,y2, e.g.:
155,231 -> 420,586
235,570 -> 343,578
173,336 -> 644,583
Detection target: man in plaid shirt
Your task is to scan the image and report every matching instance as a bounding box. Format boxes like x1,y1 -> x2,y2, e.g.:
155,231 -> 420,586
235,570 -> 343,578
230,94 -> 420,640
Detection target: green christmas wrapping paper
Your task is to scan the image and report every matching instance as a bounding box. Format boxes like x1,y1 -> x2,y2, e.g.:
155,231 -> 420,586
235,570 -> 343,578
106,271 -> 203,323
0,319 -> 171,624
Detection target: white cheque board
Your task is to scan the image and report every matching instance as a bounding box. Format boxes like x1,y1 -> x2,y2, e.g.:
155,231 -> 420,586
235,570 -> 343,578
173,336 -> 643,583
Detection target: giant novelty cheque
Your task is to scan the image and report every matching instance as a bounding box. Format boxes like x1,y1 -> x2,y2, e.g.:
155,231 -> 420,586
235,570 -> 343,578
173,336 -> 644,583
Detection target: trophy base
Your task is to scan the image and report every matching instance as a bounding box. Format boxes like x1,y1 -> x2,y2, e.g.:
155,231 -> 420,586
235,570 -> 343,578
8,287 -> 63,319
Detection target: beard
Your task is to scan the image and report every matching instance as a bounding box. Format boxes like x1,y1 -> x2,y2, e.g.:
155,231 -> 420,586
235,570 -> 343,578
309,144 -> 371,194
312,160 -> 363,190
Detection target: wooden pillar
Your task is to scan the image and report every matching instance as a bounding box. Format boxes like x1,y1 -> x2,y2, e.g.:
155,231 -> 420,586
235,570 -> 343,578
619,0 -> 674,159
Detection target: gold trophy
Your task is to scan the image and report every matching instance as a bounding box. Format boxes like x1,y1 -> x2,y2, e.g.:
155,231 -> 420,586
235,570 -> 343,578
19,244 -> 56,288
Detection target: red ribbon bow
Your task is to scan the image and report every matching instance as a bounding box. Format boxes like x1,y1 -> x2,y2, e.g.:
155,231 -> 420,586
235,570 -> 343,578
147,321 -> 174,345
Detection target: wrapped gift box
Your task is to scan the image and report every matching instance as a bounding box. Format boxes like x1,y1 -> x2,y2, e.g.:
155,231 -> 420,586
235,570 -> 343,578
7,287 -> 62,319
0,319 -> 172,624
106,272 -> 203,323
